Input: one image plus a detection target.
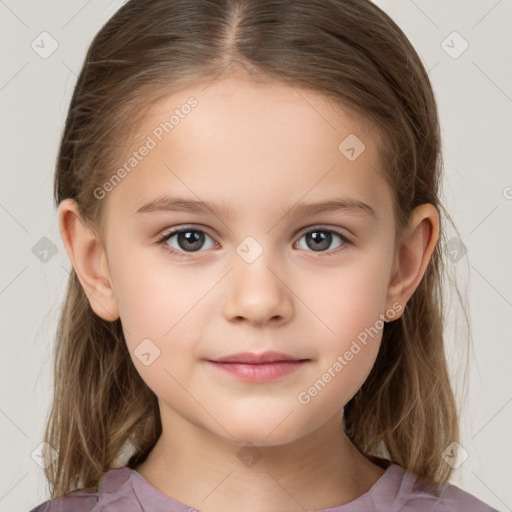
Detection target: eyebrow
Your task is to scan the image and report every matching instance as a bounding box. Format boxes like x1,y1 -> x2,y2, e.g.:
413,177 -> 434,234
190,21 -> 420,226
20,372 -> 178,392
134,195 -> 376,219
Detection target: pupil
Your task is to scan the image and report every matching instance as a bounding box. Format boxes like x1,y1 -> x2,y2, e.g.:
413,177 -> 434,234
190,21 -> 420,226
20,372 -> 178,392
308,231 -> 331,251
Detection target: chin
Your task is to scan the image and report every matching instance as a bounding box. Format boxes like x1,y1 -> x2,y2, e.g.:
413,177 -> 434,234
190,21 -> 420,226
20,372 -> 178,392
216,421 -> 307,449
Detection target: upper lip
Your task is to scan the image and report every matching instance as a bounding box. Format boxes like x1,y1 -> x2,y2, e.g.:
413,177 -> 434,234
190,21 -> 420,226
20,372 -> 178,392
208,351 -> 308,364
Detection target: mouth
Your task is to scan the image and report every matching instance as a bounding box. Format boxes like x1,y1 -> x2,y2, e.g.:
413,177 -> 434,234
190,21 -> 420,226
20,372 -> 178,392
205,351 -> 310,382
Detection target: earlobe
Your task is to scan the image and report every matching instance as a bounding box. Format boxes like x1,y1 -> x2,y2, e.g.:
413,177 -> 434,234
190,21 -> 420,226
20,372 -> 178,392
385,204 -> 439,319
58,198 -> 119,322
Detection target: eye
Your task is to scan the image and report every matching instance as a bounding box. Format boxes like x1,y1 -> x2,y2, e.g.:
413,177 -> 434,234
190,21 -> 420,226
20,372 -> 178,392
157,226 -> 217,258
294,227 -> 350,256
156,225 -> 351,259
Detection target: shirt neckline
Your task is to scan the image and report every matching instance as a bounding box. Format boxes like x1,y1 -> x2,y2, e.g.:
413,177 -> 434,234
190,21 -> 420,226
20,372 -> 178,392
122,460 -> 406,511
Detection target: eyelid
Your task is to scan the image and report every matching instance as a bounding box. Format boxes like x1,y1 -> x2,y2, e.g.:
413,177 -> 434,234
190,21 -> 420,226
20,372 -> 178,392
155,224 -> 216,243
295,224 -> 351,242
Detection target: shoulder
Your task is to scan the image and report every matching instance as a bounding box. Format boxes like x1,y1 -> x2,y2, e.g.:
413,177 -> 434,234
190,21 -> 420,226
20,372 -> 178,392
27,467 -> 134,512
381,464 -> 500,512
28,488 -> 99,512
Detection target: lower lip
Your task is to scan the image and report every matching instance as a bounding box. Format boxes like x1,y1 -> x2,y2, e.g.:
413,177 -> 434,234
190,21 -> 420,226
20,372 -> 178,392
207,360 -> 308,382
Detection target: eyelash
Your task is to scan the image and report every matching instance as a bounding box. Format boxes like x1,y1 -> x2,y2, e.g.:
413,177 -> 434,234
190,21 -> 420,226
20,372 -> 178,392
156,225 -> 352,260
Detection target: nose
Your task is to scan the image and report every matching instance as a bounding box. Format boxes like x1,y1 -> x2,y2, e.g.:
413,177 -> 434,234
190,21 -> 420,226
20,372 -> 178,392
222,249 -> 294,327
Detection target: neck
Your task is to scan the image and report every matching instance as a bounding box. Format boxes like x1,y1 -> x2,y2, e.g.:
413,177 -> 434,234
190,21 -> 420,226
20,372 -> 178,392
135,410 -> 386,512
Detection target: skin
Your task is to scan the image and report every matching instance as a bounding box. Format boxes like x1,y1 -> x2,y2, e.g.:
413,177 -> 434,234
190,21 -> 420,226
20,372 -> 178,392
59,75 -> 439,512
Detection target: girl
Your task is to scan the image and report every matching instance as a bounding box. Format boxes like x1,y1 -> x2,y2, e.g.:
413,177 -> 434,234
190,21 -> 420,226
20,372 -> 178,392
30,0 -> 499,511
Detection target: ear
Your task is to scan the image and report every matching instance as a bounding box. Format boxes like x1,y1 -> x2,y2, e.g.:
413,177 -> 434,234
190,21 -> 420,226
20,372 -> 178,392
58,198 -> 119,322
385,203 -> 439,320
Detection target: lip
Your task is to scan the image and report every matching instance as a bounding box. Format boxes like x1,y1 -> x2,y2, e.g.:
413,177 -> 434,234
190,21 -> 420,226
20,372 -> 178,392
206,351 -> 310,383
209,351 -> 307,364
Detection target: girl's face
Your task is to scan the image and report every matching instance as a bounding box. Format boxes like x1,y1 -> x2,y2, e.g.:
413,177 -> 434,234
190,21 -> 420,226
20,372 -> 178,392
100,76 -> 399,446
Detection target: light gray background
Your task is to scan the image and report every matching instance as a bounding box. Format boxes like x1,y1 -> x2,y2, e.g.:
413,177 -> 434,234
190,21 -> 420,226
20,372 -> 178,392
1,1 -> 511,511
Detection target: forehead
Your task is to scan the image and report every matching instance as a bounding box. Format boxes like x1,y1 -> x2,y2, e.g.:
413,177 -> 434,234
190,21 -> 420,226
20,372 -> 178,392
102,76 -> 391,223
139,76 -> 380,153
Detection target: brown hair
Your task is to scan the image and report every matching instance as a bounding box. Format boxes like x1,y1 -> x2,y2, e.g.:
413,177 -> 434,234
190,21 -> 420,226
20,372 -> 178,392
43,0 -> 470,499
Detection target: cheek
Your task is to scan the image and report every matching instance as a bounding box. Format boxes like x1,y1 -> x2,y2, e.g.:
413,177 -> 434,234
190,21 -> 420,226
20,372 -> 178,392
108,248 -> 215,378
109,244 -> 208,336
307,256 -> 391,343
296,276 -> 386,412
297,250 -> 391,400
114,269 -> 200,403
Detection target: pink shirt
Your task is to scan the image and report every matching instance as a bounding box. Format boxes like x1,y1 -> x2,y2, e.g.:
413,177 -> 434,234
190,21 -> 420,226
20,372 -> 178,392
29,462 -> 500,511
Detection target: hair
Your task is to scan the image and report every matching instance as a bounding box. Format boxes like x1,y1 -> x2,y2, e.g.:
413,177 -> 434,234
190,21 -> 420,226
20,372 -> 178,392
42,0 -> 471,499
